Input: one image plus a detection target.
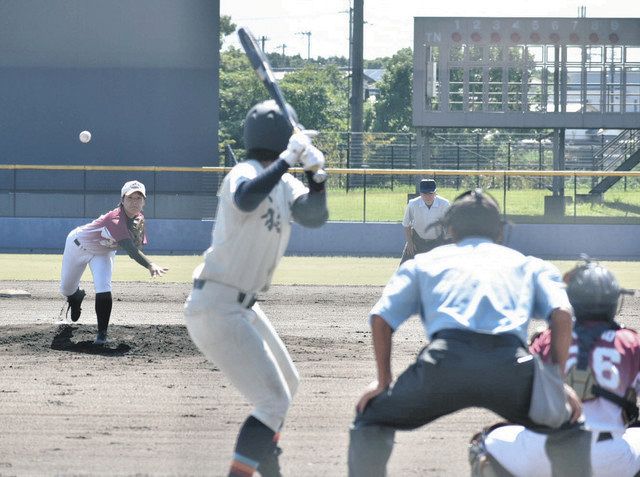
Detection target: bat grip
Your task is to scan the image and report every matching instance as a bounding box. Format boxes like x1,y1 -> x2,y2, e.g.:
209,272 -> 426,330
292,126 -> 327,183
311,168 -> 328,183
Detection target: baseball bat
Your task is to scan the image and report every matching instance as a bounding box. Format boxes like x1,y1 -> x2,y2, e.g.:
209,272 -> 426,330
237,27 -> 327,184
224,144 -> 238,165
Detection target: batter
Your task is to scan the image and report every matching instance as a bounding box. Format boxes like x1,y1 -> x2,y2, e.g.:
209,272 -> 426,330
184,100 -> 329,477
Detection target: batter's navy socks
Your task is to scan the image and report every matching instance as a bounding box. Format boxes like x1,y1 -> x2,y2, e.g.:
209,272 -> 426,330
229,416 -> 277,477
66,288 -> 85,322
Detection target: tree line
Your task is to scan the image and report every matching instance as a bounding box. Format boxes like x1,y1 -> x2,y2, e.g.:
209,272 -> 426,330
218,16 -> 413,157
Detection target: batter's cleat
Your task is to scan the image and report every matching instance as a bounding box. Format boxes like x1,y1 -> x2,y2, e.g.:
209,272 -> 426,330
257,446 -> 283,477
66,288 -> 85,322
94,330 -> 108,346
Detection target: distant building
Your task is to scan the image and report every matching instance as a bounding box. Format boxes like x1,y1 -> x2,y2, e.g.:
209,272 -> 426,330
363,68 -> 384,100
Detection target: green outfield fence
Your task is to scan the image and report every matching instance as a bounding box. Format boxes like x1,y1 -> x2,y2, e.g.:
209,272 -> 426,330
0,164 -> 639,222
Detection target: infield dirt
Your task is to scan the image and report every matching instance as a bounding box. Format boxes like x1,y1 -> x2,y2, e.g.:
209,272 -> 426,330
0,280 -> 638,476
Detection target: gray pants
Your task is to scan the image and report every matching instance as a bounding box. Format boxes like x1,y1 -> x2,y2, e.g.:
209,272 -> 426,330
399,230 -> 446,265
348,330 -> 590,477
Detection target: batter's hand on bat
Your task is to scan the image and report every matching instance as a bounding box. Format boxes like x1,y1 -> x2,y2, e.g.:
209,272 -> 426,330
280,131 -> 313,166
301,145 -> 325,174
149,263 -> 169,278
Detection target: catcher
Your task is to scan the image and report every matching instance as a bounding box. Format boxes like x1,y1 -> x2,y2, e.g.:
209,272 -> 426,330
469,258 -> 640,477
183,100 -> 328,477
59,180 -> 168,345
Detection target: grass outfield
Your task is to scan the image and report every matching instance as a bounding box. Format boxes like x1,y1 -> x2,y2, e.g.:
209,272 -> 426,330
326,186 -> 640,221
0,254 -> 639,289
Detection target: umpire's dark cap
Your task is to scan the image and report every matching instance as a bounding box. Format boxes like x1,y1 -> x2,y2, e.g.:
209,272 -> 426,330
420,179 -> 437,193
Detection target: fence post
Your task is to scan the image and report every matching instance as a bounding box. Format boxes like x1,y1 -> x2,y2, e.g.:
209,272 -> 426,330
409,134 -> 413,169
476,133 -> 480,187
346,133 -> 351,193
503,171 -> 507,216
573,173 -> 577,219
507,142 -> 511,190
390,145 -> 394,191
362,165 -> 369,223
538,136 -> 543,189
456,143 -> 461,189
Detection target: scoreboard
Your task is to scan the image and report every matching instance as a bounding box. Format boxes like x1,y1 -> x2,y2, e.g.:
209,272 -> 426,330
413,17 -> 640,128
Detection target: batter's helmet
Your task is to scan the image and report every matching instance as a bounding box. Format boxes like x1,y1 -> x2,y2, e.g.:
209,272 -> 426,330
564,257 -> 630,322
243,100 -> 298,155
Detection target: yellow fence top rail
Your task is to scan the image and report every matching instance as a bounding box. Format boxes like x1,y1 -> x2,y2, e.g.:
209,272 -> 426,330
1,164 -> 639,178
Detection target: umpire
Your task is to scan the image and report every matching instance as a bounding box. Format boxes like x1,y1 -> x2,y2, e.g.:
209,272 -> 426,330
348,189 -> 584,477
400,179 -> 449,264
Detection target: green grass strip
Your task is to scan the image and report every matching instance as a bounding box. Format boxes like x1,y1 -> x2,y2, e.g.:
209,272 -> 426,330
0,254 -> 638,289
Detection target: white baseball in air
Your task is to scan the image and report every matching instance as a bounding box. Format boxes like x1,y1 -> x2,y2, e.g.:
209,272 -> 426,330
79,130 -> 92,143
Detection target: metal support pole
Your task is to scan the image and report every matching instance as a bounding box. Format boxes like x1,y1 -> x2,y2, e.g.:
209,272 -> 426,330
390,146 -> 394,191
362,165 -> 369,223
503,171 -> 507,215
573,174 -> 577,219
456,143 -> 461,189
507,142 -> 511,190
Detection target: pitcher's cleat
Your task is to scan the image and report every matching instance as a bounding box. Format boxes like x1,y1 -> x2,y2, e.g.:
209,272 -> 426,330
66,288 -> 86,322
94,330 -> 108,346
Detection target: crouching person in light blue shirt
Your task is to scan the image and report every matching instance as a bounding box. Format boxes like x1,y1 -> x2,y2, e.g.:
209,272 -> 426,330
348,189 -> 586,477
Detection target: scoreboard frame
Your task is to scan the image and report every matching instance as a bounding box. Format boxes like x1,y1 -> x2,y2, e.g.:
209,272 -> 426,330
413,17 -> 640,128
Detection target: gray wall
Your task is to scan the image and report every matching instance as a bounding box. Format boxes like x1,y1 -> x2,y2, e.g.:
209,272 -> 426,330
0,0 -> 220,215
1,218 -> 639,260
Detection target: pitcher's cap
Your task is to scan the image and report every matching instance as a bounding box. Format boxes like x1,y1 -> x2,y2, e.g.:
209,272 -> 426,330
121,180 -> 146,198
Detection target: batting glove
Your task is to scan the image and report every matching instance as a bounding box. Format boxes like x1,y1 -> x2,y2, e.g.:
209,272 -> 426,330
300,145 -> 325,173
280,131 -> 313,166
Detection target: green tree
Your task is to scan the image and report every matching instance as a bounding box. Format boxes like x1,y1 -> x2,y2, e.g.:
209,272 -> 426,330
280,64 -> 348,131
372,48 -> 413,132
219,15 -> 236,49
218,48 -> 267,155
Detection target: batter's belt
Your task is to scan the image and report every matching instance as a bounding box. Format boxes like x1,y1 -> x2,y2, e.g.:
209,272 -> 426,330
192,279 -> 257,308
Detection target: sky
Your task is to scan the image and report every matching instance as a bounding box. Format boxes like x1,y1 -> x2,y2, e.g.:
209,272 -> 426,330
221,0 -> 640,60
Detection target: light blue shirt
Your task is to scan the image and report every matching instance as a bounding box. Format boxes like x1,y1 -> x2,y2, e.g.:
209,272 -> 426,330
370,237 -> 571,344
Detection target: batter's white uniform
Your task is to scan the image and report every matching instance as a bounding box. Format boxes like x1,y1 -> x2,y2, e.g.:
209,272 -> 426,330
184,159 -> 309,432
60,206 -> 147,296
485,325 -> 640,477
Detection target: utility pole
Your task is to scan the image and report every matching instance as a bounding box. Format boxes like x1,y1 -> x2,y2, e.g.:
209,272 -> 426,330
343,5 -> 353,131
277,43 -> 287,57
259,35 -> 269,52
351,0 -> 364,166
297,31 -> 311,60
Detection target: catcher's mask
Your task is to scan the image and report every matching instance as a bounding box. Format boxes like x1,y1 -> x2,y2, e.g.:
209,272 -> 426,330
243,100 -> 298,157
563,255 -> 633,322
444,188 -> 503,242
